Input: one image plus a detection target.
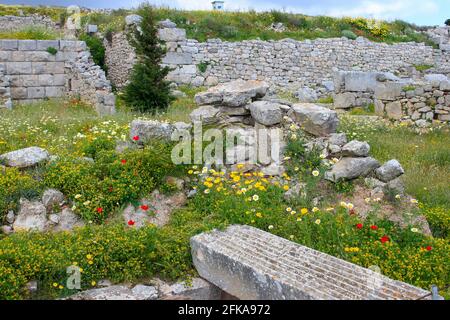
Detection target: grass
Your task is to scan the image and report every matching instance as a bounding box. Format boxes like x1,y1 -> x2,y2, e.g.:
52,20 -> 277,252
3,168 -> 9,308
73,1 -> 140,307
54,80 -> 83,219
339,116 -> 450,208
0,97 -> 449,299
0,26 -> 60,40
0,4 -> 436,45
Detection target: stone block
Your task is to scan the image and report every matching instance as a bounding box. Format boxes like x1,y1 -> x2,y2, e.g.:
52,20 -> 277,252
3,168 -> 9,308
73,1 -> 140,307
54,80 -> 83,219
45,86 -> 65,98
27,87 -> 45,99
46,62 -> 65,74
191,225 -> 429,300
6,62 -> 31,75
162,52 -> 192,65
333,92 -> 356,109
385,101 -> 402,119
59,40 -> 86,52
18,40 -> 37,51
158,28 -> 186,42
31,62 -> 47,74
10,87 -> 27,99
290,103 -> 338,136
374,82 -> 404,101
0,40 -> 18,50
36,40 -> 60,51
20,75 -> 39,87
0,51 -> 10,62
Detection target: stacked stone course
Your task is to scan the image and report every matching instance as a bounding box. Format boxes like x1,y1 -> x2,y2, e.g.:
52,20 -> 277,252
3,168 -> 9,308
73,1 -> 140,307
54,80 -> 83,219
105,19 -> 450,91
0,39 -> 115,114
0,15 -> 57,32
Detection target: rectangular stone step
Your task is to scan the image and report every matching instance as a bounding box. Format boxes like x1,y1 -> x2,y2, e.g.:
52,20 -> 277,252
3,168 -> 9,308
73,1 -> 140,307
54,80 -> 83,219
190,225 -> 430,300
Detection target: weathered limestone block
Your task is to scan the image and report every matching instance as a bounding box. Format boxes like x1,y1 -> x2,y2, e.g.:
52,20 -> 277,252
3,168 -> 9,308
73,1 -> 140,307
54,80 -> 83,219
129,120 -> 175,143
0,146 -> 49,168
158,28 -> 186,42
341,140 -> 370,157
248,101 -> 283,126
385,101 -> 403,119
374,82 -> 404,101
290,103 -> 338,137
191,225 -> 429,300
325,157 -> 380,182
333,92 -> 356,109
162,52 -> 192,65
375,159 -> 404,183
194,79 -> 269,107
13,199 -> 47,232
189,105 -> 221,124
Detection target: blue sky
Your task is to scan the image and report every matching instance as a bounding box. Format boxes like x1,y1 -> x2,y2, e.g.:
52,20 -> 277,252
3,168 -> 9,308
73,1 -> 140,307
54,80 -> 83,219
3,0 -> 449,26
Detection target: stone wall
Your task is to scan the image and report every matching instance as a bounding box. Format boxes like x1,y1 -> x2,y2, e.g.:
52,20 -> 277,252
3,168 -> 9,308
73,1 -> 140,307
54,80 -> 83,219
0,15 -> 57,31
332,71 -> 450,123
105,22 -> 450,90
426,26 -> 450,51
0,64 -> 11,109
0,40 -> 115,114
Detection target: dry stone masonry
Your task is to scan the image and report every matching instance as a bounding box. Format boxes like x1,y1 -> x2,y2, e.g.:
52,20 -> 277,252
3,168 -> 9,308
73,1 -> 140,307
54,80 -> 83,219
191,225 -> 430,300
333,71 -> 450,123
0,14 -> 57,32
0,39 -> 115,114
105,17 -> 450,91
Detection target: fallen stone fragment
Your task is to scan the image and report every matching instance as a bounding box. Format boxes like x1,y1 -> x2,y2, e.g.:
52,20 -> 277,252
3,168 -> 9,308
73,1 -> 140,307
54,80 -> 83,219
191,225 -> 429,300
325,157 -> 380,182
0,147 -> 49,168
375,159 -> 404,182
290,103 -> 339,137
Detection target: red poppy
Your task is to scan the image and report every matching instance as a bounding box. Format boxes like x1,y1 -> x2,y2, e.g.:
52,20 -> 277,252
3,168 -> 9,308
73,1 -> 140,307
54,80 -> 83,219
127,220 -> 135,226
370,225 -> 378,230
132,136 -> 140,141
140,205 -> 149,211
96,207 -> 103,213
121,159 -> 127,165
356,223 -> 363,229
380,235 -> 390,243
426,246 -> 432,251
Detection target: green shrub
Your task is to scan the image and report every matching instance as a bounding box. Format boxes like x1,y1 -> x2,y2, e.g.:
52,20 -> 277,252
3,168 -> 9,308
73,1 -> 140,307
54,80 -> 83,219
44,144 -> 179,222
0,168 -> 42,224
197,61 -> 209,73
78,34 -> 107,72
46,47 -> 57,55
445,19 -> 450,26
342,29 -> 358,40
123,4 -> 174,113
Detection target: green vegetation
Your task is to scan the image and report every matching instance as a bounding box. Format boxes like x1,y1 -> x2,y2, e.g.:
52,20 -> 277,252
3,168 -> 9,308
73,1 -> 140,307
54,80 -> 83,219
0,4 -> 66,21
123,5 -> 174,113
317,95 -> 334,104
339,116 -> 450,208
0,98 -> 449,299
78,34 -> 107,72
197,61 -> 210,73
414,64 -> 434,72
0,4 -> 435,45
46,46 -> 57,55
402,85 -> 416,92
348,104 -> 375,115
445,19 -> 450,27
341,29 -> 357,40
0,26 -> 59,40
